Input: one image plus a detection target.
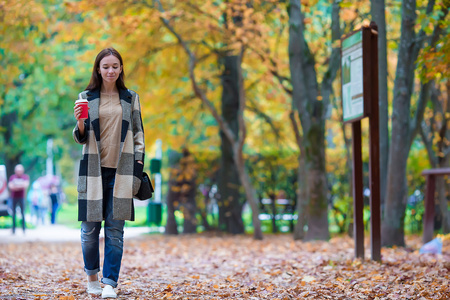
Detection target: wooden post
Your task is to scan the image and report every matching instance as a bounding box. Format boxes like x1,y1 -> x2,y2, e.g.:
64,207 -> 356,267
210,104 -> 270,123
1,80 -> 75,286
423,174 -> 436,244
365,25 -> 381,262
342,24 -> 381,261
352,121 -> 364,259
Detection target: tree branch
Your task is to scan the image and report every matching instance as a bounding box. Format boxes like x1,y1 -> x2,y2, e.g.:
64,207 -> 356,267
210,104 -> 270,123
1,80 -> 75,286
411,0 -> 436,60
320,0 -> 341,109
248,45 -> 292,95
288,0 -> 310,129
289,111 -> 303,147
155,0 -> 237,144
185,2 -> 221,21
246,101 -> 281,140
409,81 -> 431,148
237,47 -> 246,156
409,4 -> 449,144
420,122 -> 438,168
23,101 -> 40,120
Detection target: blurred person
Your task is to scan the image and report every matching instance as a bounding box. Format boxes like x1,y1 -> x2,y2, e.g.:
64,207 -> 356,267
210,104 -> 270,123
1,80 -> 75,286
73,48 -> 145,298
27,181 -> 45,226
49,184 -> 60,224
39,188 -> 50,225
8,164 -> 29,234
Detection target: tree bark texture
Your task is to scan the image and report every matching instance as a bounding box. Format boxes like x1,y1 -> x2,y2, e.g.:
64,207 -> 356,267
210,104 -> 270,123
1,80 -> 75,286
303,123 -> 329,240
1,111 -> 21,178
164,150 -> 198,234
234,51 -> 264,240
293,156 -> 308,239
180,151 -> 198,234
290,113 -> 308,240
383,0 -> 448,246
164,151 -> 182,235
218,55 -> 245,234
268,193 -> 277,233
288,0 -> 340,240
233,148 -> 263,240
165,179 -> 179,235
382,0 -> 417,247
370,0 -> 389,210
441,82 -> 450,233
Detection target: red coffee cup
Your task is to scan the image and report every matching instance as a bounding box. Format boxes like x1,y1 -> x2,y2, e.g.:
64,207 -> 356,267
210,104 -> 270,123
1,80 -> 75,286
75,99 -> 89,119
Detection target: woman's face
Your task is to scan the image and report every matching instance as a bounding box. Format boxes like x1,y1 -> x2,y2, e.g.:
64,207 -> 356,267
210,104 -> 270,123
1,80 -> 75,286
98,54 -> 122,85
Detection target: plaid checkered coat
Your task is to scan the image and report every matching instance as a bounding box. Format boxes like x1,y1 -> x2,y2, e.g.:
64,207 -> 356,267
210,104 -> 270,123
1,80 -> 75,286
73,88 -> 145,222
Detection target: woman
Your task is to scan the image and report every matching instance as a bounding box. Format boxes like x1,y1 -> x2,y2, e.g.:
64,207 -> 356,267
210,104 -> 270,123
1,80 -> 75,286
73,48 -> 145,299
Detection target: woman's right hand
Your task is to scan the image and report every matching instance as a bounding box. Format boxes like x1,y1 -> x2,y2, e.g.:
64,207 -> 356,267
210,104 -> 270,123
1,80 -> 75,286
74,104 -> 86,135
73,104 -> 87,121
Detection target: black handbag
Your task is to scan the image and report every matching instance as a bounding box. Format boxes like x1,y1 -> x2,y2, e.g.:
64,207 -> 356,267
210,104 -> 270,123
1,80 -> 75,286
135,172 -> 154,200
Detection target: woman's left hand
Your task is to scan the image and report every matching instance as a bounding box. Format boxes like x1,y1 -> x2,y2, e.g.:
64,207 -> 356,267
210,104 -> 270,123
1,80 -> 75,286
137,160 -> 143,165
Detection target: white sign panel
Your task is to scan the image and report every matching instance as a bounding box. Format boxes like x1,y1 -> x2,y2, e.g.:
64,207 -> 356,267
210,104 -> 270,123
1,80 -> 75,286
342,31 -> 364,122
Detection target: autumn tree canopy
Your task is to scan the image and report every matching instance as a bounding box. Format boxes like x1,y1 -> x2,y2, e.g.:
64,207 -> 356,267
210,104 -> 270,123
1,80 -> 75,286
1,0 -> 449,242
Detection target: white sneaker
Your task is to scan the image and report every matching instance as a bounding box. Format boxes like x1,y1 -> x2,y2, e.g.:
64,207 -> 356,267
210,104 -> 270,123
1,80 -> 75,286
87,280 -> 102,295
102,284 -> 117,299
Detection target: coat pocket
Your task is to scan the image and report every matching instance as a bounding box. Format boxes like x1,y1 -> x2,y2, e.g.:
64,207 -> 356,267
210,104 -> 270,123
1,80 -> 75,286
77,159 -> 88,193
132,161 -> 144,196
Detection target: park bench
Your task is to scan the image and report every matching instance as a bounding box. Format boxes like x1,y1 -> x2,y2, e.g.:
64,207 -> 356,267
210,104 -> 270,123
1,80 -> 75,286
422,168 -> 450,243
258,198 -> 296,232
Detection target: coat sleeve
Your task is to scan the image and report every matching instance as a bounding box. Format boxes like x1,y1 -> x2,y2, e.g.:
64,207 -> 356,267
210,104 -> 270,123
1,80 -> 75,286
73,120 -> 88,144
132,92 -> 145,162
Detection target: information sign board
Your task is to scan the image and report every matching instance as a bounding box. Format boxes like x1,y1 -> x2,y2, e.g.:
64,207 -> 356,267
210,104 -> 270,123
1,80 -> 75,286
342,31 -> 365,122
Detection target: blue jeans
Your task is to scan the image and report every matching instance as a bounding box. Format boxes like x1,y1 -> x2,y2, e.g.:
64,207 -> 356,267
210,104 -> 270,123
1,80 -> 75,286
51,202 -> 58,224
81,167 -> 124,288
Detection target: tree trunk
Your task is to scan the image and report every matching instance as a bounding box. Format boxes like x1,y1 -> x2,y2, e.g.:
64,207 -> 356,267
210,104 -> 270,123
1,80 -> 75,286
156,0 -> 263,239
290,112 -> 308,240
1,111 -> 21,178
269,193 -> 277,233
293,148 -> 308,239
200,184 -> 214,231
165,178 -> 179,235
371,0 -> 389,211
288,0 -> 339,240
165,150 -> 181,235
218,55 -> 244,234
382,0 -> 448,246
434,82 -> 450,234
181,157 -> 198,234
182,194 -> 197,234
441,82 -> 450,233
234,149 -> 263,240
382,0 -> 417,247
304,122 -> 330,241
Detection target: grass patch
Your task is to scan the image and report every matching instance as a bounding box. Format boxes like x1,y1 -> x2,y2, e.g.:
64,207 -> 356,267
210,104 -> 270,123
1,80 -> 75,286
56,203 -> 80,228
55,202 -> 161,228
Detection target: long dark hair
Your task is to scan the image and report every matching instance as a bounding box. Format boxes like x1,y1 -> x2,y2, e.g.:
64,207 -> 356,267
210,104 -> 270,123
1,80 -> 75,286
85,48 -> 127,91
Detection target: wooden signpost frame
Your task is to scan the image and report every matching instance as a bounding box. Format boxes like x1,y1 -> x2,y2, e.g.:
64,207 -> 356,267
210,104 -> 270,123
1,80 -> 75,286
341,23 -> 381,261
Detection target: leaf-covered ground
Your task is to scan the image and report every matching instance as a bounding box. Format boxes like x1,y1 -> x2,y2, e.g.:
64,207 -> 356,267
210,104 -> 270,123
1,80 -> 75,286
0,233 -> 449,299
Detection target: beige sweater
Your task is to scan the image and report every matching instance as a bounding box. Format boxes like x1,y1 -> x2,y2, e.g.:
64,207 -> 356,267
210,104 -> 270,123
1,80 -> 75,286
99,92 -> 122,168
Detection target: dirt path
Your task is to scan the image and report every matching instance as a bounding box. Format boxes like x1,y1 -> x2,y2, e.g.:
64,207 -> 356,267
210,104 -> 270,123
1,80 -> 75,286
0,224 -> 150,244
0,234 -> 448,299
